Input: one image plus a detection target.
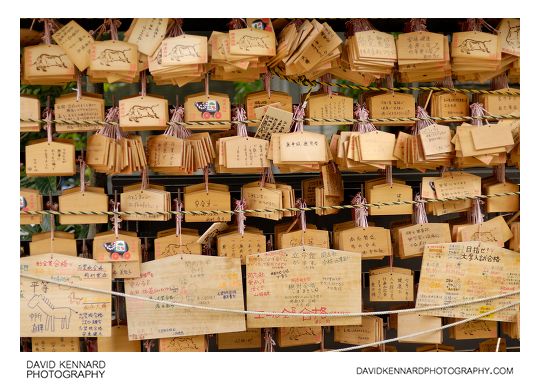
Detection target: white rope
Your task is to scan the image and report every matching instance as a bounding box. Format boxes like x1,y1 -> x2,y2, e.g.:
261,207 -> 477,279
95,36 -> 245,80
20,273 -> 519,318
328,301 -> 520,352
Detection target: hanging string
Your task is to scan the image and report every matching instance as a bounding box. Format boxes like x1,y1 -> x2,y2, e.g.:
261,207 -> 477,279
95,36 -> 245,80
38,18 -> 60,45
233,105 -> 248,137
166,18 -> 185,37
413,193 -> 429,224
352,103 -> 376,133
344,18 -> 375,38
491,73 -> 509,90
110,200 -> 121,239
228,18 -> 247,30
321,73 -> 333,96
200,165 -> 209,193
468,198 -> 485,224
234,199 -> 246,236
76,69 -> 82,102
174,199 -> 183,238
411,106 -> 435,135
496,163 -> 506,184
385,165 -> 393,186
460,18 -> 498,34
43,96 -> 53,143
140,167 -> 149,190
351,192 -> 368,228
405,18 -> 428,32
435,76 -> 455,91
140,71 -> 147,97
46,197 -> 57,241
98,106 -> 121,139
291,102 -> 307,133
78,155 -> 87,193
264,70 -> 272,99
470,102 -> 488,126
264,329 -> 276,352
91,19 -> 121,41
204,72 -> 210,98
170,106 -> 192,138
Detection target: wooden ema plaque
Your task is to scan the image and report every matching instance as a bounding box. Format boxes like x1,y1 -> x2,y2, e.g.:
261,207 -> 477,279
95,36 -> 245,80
245,90 -> 292,121
416,242 -> 519,322
20,188 -> 42,225
368,93 -> 415,126
20,254 -> 112,337
29,232 -> 77,257
217,231 -> 266,265
334,316 -> 383,346
119,95 -> 169,131
305,93 -> 354,126
276,327 -> 322,347
25,139 -> 76,177
369,267 -> 414,302
159,335 -> 207,352
184,186 -> 231,223
397,313 -> 442,344
54,93 -> 105,132
154,232 -> 201,259
93,231 -> 141,279
20,95 -> 41,132
246,246 -> 362,328
125,254 -> 246,340
448,319 -> 498,340
184,92 -> 231,130
217,329 -> 262,350
97,325 -> 141,352
59,187 -> 108,224
32,337 -> 80,352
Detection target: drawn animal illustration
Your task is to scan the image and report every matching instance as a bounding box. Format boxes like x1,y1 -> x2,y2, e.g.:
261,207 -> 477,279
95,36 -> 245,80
68,292 -> 83,305
124,105 -> 160,123
287,327 -> 317,341
506,21 -> 520,48
163,243 -> 184,257
166,337 -> 200,351
103,240 -> 132,260
27,294 -> 78,332
168,44 -> 199,60
470,231 -> 497,242
458,39 -> 492,54
20,196 -> 28,211
97,48 -> 132,66
195,100 -> 221,119
237,35 -> 269,51
32,54 -> 68,72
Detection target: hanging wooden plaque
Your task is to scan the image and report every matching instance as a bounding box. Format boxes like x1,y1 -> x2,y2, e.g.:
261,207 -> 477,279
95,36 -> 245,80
159,335 -> 207,352
32,337 -> 80,352
25,139 -> 76,177
125,255 -> 246,340
119,95 -> 169,131
20,95 -> 41,132
184,92 -> 231,130
54,93 -> 105,132
20,253 -> 112,337
416,242 -> 519,322
59,187 -> 108,224
246,246 -> 362,328
97,325 -> 141,352
20,188 -> 42,225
